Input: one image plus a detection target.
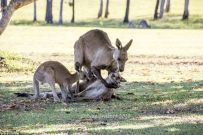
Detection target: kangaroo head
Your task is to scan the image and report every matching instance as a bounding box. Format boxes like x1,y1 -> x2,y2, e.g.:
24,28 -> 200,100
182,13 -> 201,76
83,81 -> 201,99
113,38 -> 133,72
107,72 -> 122,86
77,70 -> 87,80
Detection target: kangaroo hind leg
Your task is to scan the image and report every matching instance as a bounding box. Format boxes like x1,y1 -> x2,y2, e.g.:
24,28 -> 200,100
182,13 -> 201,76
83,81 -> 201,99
33,76 -> 40,100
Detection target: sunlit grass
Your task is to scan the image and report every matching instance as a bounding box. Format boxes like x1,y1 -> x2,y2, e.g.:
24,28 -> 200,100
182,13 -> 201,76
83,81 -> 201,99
0,51 -> 38,73
10,14 -> 203,29
7,0 -> 203,29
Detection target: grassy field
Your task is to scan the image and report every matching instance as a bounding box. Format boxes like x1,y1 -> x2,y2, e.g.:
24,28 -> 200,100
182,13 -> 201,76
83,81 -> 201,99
8,0 -> 203,29
0,26 -> 203,134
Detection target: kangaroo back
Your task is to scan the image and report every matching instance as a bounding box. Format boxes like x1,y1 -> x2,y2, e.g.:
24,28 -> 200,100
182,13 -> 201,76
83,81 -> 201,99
74,29 -> 115,68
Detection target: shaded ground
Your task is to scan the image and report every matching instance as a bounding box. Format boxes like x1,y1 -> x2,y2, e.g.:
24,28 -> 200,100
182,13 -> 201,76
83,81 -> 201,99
1,52 -> 203,134
0,80 -> 203,134
0,27 -> 203,134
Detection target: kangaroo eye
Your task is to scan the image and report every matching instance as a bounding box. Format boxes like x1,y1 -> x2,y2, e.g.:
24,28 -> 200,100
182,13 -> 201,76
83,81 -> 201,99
118,58 -> 121,61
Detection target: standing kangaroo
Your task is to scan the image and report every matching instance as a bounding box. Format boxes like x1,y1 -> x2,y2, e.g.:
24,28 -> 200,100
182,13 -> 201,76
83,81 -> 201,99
74,29 -> 133,88
33,61 -> 85,102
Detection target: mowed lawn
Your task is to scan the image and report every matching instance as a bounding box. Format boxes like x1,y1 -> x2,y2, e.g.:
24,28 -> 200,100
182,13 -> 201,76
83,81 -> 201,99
9,0 -> 203,29
12,0 -> 203,21
0,26 -> 203,134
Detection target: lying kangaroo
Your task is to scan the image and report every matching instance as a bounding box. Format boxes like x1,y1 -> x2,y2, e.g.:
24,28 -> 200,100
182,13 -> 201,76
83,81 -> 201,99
74,72 -> 121,101
128,20 -> 151,29
74,29 -> 132,88
71,68 -> 96,93
33,61 -> 85,102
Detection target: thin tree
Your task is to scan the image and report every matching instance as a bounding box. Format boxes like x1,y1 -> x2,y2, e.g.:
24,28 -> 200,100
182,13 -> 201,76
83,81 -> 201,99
123,0 -> 130,23
165,0 -> 170,12
104,0 -> 109,18
159,0 -> 165,18
71,0 -> 75,23
154,0 -> 159,20
45,0 -> 53,24
1,0 -> 7,16
33,0 -> 37,22
182,0 -> 189,20
59,0 -> 63,24
98,0 -> 103,18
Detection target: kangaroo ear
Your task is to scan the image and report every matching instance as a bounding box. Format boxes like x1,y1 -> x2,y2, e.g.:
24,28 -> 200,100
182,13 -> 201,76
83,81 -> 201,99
124,39 -> 133,51
116,38 -> 122,49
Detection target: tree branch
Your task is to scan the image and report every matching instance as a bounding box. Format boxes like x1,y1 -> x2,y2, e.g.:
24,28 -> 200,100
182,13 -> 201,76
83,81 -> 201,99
0,0 -> 36,35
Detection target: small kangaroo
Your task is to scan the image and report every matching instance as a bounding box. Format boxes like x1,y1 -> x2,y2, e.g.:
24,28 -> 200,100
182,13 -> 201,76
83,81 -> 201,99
74,72 -> 121,101
74,29 -> 132,88
33,61 -> 85,102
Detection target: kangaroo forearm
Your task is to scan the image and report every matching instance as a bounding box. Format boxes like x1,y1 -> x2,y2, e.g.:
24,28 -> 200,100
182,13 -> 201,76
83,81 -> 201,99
91,66 -> 107,85
75,89 -> 87,96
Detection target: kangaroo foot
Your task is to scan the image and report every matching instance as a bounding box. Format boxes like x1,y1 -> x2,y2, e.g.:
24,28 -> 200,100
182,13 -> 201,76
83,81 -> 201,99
111,94 -> 122,100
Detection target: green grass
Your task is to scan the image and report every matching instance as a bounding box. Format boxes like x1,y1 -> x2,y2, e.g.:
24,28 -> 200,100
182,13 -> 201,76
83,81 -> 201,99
8,0 -> 203,29
0,51 -> 38,73
0,50 -> 203,135
0,80 -> 203,134
10,15 -> 203,29
0,27 -> 203,134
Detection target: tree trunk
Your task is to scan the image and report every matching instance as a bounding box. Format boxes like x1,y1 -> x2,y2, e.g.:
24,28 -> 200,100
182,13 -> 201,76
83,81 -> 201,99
98,0 -> 103,18
182,0 -> 189,20
104,0 -> 109,18
0,0 -> 36,35
71,0 -> 75,23
154,0 -> 159,20
45,0 -> 53,24
33,0 -> 37,22
123,0 -> 130,23
1,0 -> 7,16
165,0 -> 170,12
159,0 -> 165,18
59,0 -> 63,24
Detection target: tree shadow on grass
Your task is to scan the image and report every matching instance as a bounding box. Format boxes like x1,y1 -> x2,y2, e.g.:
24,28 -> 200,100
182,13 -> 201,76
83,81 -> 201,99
0,81 -> 33,102
0,80 -> 202,134
122,81 -> 203,115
